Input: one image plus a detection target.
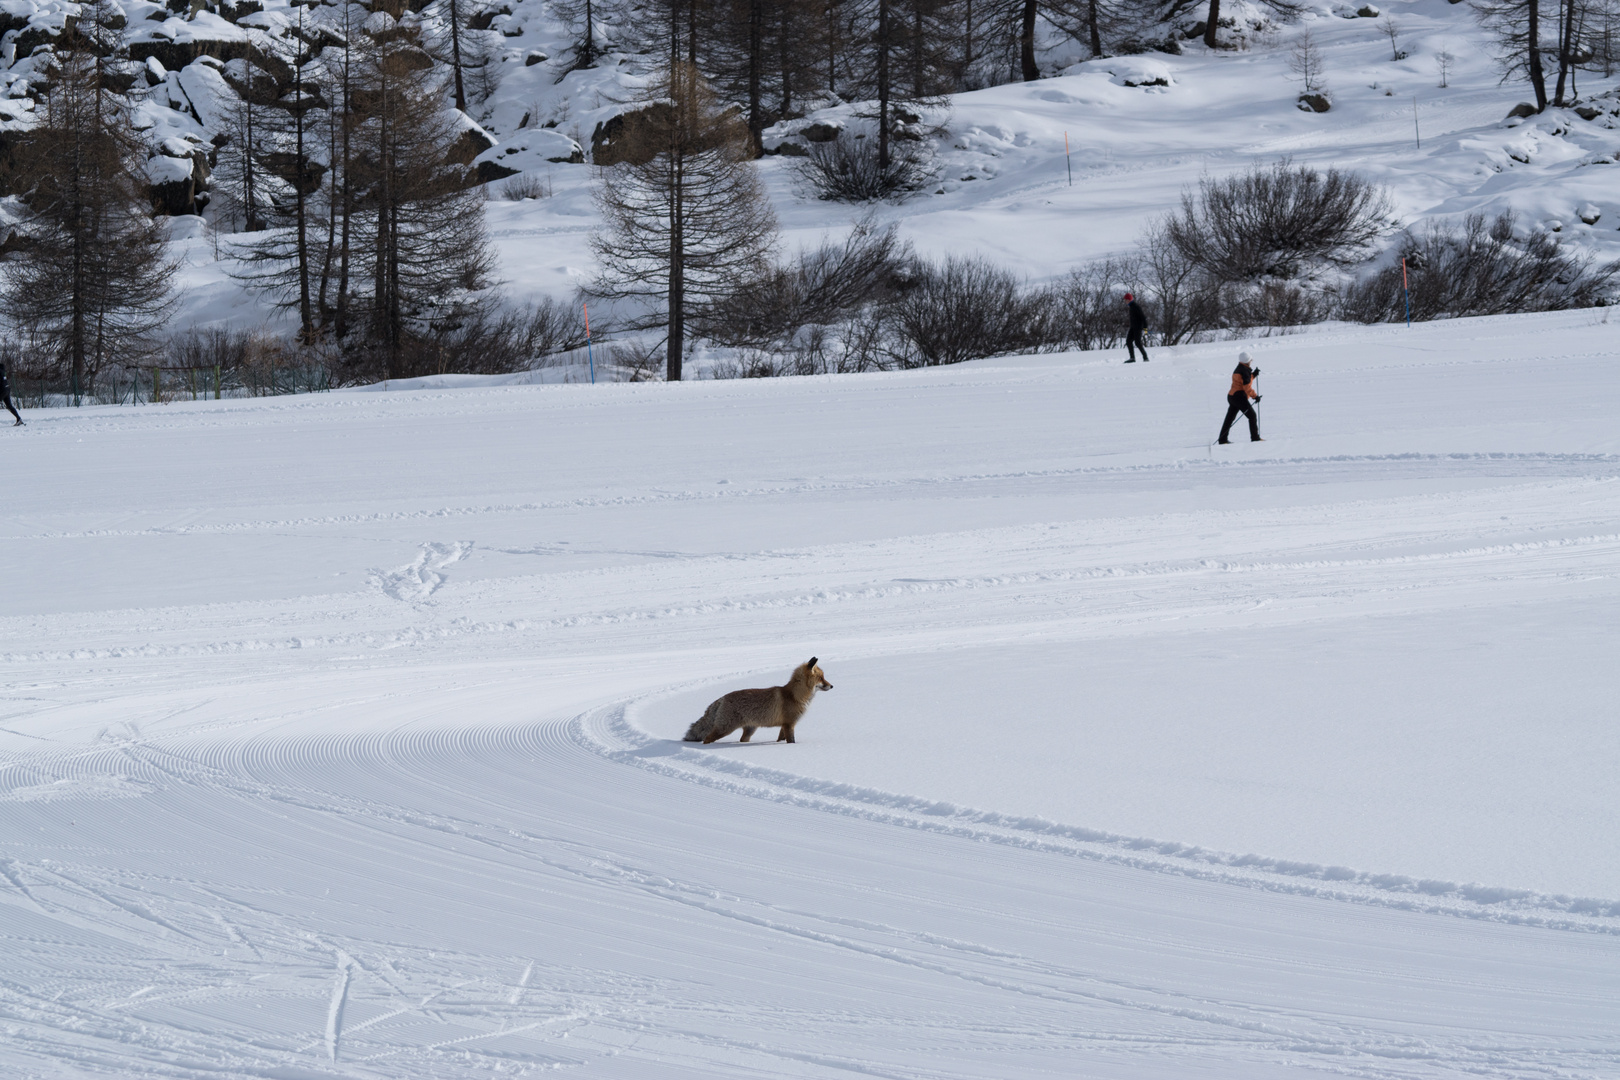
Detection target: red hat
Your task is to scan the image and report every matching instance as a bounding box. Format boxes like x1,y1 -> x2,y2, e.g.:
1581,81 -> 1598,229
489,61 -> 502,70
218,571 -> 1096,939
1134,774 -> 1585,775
1123,292 -> 1134,301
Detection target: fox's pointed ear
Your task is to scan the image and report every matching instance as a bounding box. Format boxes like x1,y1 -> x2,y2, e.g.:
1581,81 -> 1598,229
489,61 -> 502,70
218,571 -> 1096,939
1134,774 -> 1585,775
807,656 -> 817,668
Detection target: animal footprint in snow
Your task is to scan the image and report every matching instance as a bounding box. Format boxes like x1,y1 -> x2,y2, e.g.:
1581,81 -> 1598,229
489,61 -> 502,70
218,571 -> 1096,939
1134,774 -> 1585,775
371,541 -> 472,602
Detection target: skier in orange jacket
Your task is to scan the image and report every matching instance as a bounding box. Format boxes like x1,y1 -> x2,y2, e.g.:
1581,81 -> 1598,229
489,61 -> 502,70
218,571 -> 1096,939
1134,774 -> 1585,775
1218,351 -> 1262,444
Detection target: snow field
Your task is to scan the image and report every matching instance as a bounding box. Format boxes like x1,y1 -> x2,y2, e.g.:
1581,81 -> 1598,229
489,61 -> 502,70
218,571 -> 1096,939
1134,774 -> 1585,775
2,310 -> 1619,1076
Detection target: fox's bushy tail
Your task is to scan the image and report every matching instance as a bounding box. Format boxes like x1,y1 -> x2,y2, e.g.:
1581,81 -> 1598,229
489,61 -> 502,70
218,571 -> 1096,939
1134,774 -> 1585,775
683,701 -> 720,742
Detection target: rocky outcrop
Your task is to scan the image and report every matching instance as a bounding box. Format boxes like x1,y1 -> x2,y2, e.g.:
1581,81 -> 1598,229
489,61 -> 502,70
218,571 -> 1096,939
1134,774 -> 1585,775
147,138 -> 212,216
590,102 -> 742,165
801,121 -> 842,143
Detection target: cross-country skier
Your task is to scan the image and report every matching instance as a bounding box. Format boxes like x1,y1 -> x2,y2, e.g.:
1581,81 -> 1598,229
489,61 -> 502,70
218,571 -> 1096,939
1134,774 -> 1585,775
1123,293 -> 1149,363
1218,351 -> 1262,444
0,363 -> 22,426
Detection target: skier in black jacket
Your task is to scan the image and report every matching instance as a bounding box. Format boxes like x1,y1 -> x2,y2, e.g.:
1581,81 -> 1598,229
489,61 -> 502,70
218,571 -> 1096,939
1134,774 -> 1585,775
1123,293 -> 1149,363
0,364 -> 21,426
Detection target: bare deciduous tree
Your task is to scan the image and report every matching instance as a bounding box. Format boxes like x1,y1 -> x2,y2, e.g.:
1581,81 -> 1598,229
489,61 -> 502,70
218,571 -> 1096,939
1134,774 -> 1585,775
553,0 -> 602,74
1380,15 -> 1405,59
591,63 -> 779,381
1436,45 -> 1455,85
1288,30 -> 1326,93
1472,0 -> 1550,110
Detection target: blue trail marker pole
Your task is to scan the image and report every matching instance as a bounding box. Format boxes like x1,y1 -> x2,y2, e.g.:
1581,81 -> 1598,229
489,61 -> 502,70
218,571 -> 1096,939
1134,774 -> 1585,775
584,302 -> 595,384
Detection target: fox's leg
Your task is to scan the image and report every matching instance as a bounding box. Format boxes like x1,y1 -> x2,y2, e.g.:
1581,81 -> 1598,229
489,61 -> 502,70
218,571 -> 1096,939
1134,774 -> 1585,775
777,723 -> 796,744
739,726 -> 757,742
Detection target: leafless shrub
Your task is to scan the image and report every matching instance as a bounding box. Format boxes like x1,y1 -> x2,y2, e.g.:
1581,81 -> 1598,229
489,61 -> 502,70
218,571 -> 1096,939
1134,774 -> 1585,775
1339,212 -> 1620,322
891,255 -> 1045,366
1165,160 -> 1394,281
1137,221 -> 1224,344
610,337 -> 665,381
798,129 -> 936,202
501,172 -> 552,200
1044,259 -> 1138,351
807,308 -> 902,373
709,351 -> 794,379
338,297 -> 588,382
700,217 -> 912,346
168,326 -> 265,372
424,297 -> 589,375
1224,281 -> 1336,329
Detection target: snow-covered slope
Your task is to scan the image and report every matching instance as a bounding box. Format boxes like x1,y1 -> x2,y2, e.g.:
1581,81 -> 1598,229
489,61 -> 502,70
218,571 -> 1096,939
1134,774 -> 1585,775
3,310 -> 1618,1076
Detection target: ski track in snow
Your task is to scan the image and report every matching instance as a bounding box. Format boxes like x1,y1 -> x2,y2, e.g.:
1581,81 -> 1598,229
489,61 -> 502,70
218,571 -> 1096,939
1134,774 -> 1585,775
2,319 -> 1619,1077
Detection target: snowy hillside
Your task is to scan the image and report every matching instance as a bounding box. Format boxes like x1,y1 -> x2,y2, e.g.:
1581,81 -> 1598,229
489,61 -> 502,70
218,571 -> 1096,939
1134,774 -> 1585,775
2,0 -> 1611,335
2,310 -> 1617,1076
127,0 -> 1620,333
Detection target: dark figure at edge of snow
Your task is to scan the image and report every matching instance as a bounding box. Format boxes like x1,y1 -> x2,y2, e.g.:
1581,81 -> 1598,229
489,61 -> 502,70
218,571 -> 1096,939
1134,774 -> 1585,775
0,364 -> 21,427
1218,351 -> 1263,444
1123,293 -> 1149,363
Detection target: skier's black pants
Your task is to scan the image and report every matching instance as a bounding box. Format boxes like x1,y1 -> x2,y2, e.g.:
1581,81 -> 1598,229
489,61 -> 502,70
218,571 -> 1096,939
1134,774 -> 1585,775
1126,328 -> 1149,362
0,393 -> 18,425
1219,393 -> 1259,442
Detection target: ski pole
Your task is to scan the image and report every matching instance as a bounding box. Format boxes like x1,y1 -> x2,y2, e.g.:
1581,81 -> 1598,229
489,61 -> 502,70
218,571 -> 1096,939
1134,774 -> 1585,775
1402,258 -> 1411,327
584,302 -> 595,384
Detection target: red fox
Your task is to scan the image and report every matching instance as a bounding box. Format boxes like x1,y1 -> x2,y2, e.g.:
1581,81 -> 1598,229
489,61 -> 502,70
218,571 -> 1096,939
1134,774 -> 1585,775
683,658 -> 833,744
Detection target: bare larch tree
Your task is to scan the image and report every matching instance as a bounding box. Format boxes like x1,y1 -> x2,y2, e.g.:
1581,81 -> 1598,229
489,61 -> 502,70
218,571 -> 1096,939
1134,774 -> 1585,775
592,62 -> 778,380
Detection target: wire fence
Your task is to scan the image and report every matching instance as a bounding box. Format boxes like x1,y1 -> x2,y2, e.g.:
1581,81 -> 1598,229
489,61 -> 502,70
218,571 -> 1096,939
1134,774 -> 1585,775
7,362 -> 334,408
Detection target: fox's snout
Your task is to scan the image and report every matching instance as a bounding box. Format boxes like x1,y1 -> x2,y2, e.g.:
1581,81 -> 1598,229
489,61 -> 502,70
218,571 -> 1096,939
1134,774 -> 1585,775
819,679 -> 833,691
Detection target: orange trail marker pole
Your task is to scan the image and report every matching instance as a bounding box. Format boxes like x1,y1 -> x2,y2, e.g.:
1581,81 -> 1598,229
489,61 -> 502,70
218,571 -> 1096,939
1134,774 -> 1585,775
1402,258 -> 1411,327
1064,131 -> 1073,186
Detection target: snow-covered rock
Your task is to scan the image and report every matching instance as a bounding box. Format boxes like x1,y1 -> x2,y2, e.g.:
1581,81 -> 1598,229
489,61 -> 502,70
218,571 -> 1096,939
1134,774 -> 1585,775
1103,57 -> 1175,88
474,127 -> 585,181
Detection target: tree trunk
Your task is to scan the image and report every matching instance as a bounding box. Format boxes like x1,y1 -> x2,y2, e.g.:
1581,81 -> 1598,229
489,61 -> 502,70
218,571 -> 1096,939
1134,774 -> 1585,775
1204,0 -> 1220,49
294,45 -> 313,340
1552,0 -> 1574,104
913,0 -> 923,98
244,101 -> 260,231
965,0 -> 972,69
1087,0 -> 1102,57
878,0 -> 890,168
581,0 -> 595,67
449,0 -> 466,111
779,4 -> 791,119
336,47 -> 352,340
747,0 -> 763,154
1528,0 -> 1548,110
1020,0 -> 1039,81
666,147 -> 684,382
70,119 -> 85,402
828,0 -> 837,93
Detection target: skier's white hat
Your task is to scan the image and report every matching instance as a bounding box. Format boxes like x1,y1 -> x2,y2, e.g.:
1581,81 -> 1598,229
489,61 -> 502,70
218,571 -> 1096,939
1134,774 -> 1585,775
1237,349 -> 1254,364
